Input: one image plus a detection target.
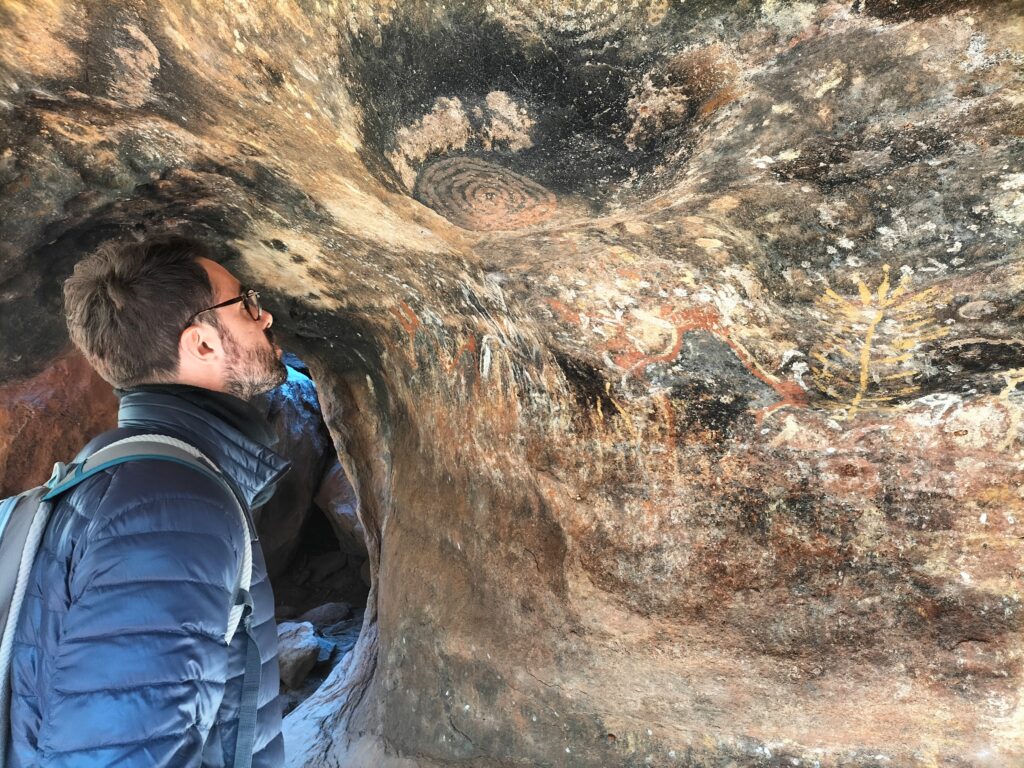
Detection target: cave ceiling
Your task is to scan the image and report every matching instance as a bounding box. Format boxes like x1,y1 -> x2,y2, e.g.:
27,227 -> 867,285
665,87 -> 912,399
1,0 -> 1023,765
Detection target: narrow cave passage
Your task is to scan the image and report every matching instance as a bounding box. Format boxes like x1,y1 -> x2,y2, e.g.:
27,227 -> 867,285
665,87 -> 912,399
273,500 -> 369,716
251,355 -> 370,717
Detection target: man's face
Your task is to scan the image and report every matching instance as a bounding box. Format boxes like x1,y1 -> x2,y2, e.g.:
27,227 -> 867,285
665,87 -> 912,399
197,258 -> 288,400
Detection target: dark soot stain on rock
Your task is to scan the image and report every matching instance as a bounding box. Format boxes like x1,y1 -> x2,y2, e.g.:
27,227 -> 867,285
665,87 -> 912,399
553,352 -> 616,417
342,9 -> 693,207
652,330 -> 779,409
857,0 -> 1002,22
671,380 -> 753,438
345,10 -> 626,150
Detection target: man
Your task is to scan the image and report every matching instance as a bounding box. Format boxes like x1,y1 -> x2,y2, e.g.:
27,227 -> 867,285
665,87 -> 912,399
7,236 -> 291,766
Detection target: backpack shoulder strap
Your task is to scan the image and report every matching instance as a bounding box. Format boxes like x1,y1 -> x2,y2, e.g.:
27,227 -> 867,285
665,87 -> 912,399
42,434 -> 224,501
0,485 -> 52,765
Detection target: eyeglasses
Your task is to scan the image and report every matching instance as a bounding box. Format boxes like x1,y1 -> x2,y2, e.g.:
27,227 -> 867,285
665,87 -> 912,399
186,289 -> 262,327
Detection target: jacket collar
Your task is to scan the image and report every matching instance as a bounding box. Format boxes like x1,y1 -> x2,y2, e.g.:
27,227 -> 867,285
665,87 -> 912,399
115,389 -> 291,509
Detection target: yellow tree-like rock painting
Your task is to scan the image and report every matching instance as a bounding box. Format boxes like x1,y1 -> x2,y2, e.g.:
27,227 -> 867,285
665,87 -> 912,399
810,264 -> 949,418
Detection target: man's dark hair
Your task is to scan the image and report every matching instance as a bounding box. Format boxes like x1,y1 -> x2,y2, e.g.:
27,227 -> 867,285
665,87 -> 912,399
63,236 -> 217,389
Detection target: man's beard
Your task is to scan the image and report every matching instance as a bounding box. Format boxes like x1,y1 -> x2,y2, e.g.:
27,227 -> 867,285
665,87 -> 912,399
221,326 -> 288,400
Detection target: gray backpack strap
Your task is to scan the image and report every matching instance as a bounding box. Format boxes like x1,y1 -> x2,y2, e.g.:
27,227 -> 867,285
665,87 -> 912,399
232,588 -> 262,768
44,435 -> 222,502
0,487 -> 54,765
0,489 -> 50,634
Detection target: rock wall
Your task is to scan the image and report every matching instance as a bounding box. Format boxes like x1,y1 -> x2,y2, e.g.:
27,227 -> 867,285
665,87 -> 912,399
0,349 -> 118,496
1,1 -> 1022,766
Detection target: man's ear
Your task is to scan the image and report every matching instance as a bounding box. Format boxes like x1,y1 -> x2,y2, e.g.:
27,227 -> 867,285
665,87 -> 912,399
179,323 -> 221,366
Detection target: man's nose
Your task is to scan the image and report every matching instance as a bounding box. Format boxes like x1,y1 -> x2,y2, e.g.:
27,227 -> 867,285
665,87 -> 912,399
262,308 -> 273,328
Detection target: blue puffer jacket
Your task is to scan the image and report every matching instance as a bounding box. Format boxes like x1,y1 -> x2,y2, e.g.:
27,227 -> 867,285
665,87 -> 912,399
7,388 -> 291,767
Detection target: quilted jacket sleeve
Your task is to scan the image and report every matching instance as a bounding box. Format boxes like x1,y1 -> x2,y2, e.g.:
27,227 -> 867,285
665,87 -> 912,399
36,468 -> 244,767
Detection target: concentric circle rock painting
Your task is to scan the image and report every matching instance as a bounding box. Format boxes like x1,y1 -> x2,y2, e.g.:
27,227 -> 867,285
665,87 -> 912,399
414,157 -> 557,231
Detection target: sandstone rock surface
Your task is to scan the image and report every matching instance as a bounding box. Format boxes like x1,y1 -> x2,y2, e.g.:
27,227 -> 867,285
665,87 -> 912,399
314,459 -> 367,559
276,621 -> 321,690
297,601 -> 353,629
1,1 -> 1023,766
0,350 -> 117,496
